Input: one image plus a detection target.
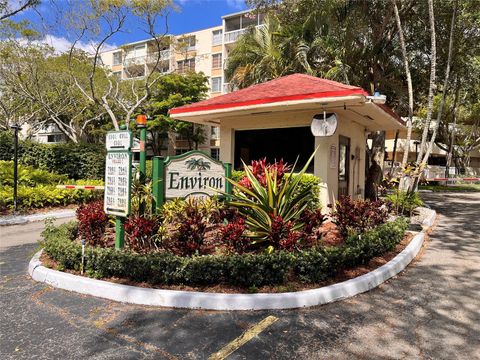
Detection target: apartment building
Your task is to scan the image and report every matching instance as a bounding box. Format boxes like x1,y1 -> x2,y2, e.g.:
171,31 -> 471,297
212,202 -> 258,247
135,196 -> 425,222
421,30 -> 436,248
97,10 -> 265,159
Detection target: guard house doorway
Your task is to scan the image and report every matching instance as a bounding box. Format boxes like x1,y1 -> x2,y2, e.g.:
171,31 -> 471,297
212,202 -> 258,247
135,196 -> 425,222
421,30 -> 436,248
234,127 -> 315,172
338,135 -> 350,196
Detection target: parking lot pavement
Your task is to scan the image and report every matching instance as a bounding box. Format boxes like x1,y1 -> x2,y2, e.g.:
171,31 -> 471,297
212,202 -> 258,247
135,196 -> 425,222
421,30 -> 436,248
1,192 -> 479,359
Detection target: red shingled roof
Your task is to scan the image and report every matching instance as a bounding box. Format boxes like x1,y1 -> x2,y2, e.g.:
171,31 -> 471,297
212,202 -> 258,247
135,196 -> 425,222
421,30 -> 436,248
170,74 -> 369,115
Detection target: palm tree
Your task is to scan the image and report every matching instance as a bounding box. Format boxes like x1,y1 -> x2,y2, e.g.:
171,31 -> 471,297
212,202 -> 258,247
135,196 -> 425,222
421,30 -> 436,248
225,16 -> 291,89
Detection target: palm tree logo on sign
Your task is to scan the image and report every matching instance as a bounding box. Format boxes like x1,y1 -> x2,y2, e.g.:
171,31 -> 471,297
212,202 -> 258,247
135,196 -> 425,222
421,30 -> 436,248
185,158 -> 211,171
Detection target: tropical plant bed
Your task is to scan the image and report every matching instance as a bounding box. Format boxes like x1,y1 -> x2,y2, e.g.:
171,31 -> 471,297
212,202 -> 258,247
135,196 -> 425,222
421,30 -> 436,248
39,230 -> 413,294
40,216 -> 410,293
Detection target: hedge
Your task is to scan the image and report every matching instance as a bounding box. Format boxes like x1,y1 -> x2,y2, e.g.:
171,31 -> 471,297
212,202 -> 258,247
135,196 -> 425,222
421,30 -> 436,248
42,218 -> 409,288
0,131 -> 105,179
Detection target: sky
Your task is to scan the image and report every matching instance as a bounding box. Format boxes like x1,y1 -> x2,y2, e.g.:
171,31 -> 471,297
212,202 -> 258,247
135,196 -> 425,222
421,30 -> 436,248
11,0 -> 250,53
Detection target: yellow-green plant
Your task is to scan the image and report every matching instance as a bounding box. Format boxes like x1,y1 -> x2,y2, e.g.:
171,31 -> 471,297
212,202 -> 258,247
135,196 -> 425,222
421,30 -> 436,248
225,150 -> 317,243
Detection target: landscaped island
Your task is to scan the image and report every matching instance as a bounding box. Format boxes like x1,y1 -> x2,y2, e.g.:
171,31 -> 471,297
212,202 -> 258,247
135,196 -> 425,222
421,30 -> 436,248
40,157 -> 414,292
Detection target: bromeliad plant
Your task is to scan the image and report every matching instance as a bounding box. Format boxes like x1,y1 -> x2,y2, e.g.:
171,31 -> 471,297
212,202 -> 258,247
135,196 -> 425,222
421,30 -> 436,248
225,150 -> 318,250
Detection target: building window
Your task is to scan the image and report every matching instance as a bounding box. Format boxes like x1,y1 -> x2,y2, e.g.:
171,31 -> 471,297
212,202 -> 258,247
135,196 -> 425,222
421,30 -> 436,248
211,77 -> 222,93
178,35 -> 196,51
47,134 -> 63,143
177,58 -> 195,73
112,71 -> 122,79
113,51 -> 122,65
212,53 -> 222,69
211,148 -> 220,160
211,126 -> 219,139
212,29 -> 222,45
175,148 -> 189,155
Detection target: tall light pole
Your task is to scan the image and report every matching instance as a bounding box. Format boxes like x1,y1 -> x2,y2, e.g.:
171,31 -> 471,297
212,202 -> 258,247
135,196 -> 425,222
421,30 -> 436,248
135,114 -> 148,215
10,124 -> 22,214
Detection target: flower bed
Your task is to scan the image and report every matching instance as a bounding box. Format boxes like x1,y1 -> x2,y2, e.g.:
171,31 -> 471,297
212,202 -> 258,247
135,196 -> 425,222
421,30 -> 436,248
39,155 -> 409,291
41,218 -> 408,288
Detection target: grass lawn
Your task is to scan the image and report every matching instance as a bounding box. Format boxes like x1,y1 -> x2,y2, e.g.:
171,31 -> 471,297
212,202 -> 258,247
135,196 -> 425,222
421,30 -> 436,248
419,183 -> 480,192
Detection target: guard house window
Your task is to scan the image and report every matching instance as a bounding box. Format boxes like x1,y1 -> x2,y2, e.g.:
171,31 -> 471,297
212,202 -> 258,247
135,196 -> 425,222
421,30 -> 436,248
212,53 -> 222,69
212,30 -> 222,45
177,58 -> 195,73
113,51 -> 122,65
211,148 -> 220,160
211,77 -> 222,93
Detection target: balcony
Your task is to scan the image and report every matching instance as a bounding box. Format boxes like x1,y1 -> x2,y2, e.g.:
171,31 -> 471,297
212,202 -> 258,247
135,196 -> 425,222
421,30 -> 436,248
224,28 -> 248,44
124,50 -> 170,67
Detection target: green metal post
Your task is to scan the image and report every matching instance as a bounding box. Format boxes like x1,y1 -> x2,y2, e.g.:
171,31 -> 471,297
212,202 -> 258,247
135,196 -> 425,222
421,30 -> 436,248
152,156 -> 165,214
225,163 -> 232,200
139,127 -> 147,214
115,216 -> 125,249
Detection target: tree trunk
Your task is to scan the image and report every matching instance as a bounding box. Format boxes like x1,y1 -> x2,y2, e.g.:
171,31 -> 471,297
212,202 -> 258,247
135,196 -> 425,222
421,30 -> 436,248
445,76 -> 460,177
389,129 -> 399,176
365,131 -> 385,200
392,0 -> 414,169
422,0 -> 457,164
415,0 -> 437,165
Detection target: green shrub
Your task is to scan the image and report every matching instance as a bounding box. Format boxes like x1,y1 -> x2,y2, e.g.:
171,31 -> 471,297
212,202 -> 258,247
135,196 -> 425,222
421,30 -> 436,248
0,132 -> 105,179
386,190 -> 424,216
0,161 -> 68,186
42,218 -> 408,287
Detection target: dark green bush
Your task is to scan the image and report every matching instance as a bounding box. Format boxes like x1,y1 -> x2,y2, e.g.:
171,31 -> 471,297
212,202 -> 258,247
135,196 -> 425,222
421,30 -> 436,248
42,218 -> 409,287
0,132 -> 105,179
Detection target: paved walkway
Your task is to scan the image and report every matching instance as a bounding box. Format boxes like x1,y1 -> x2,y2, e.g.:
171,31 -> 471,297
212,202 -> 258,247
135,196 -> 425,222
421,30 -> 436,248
0,193 -> 479,359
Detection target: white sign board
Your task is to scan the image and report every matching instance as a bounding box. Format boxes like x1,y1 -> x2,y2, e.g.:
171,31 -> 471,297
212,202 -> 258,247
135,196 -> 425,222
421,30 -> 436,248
104,152 -> 132,217
165,151 -> 226,199
106,131 -> 132,151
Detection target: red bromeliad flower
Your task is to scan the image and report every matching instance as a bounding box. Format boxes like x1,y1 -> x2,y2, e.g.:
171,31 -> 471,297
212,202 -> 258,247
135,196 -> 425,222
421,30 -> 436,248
239,158 -> 291,189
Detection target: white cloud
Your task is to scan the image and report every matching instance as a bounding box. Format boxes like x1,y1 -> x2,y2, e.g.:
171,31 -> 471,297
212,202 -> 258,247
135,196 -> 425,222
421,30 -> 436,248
29,35 -> 116,55
176,0 -> 246,10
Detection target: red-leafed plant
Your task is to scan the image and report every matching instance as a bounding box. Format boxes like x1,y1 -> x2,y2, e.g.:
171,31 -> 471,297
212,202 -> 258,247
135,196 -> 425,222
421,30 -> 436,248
163,200 -> 211,256
124,215 -> 159,253
330,196 -> 390,237
238,158 -> 290,189
218,216 -> 248,253
76,200 -> 108,246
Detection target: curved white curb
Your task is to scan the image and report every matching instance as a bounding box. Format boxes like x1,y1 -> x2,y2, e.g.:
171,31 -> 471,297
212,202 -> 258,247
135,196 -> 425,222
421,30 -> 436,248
29,210 -> 435,311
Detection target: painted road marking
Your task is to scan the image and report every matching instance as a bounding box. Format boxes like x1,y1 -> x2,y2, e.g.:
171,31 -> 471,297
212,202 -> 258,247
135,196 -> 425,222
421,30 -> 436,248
208,315 -> 279,360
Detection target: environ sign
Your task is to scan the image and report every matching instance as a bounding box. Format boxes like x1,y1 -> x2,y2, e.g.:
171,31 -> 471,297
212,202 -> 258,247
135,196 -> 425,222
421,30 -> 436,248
104,151 -> 132,217
165,151 -> 227,199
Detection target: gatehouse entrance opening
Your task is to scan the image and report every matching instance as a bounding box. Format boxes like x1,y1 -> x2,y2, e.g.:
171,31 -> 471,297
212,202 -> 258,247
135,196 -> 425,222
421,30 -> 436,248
234,127 -> 315,171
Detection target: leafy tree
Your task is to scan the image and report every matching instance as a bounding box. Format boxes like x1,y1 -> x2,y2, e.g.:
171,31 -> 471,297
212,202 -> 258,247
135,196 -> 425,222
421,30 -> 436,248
0,0 -> 40,21
64,0 -> 175,130
0,42 -> 108,142
142,72 -> 209,154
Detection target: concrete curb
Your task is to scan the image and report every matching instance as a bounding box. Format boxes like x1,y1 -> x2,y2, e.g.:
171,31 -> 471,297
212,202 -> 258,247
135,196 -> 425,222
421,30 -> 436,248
0,209 -> 76,226
29,210 -> 436,311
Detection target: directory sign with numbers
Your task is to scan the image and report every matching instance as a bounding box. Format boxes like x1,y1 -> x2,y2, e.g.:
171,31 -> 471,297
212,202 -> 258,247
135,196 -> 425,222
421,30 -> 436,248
104,151 -> 132,217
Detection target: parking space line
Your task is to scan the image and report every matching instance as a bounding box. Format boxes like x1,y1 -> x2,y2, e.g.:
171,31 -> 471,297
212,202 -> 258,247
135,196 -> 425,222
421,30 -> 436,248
208,315 -> 278,360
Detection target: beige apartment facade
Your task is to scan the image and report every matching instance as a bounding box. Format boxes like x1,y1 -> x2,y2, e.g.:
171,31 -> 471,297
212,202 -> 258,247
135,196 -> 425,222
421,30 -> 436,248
97,10 -> 265,160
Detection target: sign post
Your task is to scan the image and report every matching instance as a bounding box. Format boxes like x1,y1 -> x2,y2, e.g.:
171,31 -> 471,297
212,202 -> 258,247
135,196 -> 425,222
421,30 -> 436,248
104,130 -> 132,249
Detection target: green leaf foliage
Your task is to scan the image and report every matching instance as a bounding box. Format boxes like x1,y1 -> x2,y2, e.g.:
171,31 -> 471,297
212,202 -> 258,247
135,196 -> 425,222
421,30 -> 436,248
42,218 -> 408,288
0,132 -> 105,179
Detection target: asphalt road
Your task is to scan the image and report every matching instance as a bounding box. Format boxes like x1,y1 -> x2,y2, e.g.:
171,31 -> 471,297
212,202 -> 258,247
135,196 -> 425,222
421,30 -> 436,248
1,193 -> 479,359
